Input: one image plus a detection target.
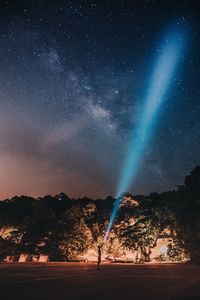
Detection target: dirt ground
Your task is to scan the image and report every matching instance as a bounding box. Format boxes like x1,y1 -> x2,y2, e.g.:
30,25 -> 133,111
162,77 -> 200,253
0,262 -> 200,300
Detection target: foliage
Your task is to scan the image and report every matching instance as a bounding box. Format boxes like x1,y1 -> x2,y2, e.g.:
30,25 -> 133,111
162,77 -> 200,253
0,167 -> 200,263
58,205 -> 93,260
0,237 -> 17,261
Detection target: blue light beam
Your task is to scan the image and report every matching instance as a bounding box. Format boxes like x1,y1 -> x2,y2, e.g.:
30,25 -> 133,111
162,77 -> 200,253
104,26 -> 187,242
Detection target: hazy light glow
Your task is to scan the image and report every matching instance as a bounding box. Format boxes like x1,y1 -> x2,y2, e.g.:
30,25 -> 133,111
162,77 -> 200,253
104,26 -> 187,242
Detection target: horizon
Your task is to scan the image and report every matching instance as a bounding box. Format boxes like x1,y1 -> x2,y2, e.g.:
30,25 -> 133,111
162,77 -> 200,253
0,164 -> 198,201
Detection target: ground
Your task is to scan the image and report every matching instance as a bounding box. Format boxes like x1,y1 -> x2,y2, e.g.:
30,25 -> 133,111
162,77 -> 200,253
0,263 -> 200,300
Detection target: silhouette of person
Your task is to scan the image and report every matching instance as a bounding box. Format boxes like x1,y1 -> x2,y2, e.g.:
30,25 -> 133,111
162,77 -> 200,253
97,244 -> 103,271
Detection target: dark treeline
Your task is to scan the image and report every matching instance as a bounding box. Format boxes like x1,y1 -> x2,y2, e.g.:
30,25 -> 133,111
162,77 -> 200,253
0,166 -> 200,263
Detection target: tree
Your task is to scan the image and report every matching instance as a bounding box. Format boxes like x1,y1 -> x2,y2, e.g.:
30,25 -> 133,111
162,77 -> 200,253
18,201 -> 57,254
58,205 -> 93,260
173,167 -> 200,263
120,193 -> 174,262
0,237 -> 17,261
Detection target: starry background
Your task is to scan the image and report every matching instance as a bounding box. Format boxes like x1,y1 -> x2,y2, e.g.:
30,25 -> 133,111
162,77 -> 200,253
0,0 -> 199,199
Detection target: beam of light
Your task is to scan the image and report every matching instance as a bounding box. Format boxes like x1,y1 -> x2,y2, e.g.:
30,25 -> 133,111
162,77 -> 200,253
104,25 -> 187,243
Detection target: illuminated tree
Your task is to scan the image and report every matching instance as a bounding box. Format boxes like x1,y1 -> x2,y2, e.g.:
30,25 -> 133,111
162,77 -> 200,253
58,205 -> 93,260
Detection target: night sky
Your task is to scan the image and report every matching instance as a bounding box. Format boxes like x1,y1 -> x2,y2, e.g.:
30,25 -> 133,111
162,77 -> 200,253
0,0 -> 200,199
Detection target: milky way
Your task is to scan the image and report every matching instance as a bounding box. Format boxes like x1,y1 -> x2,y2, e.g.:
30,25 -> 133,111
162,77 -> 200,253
0,1 -> 199,199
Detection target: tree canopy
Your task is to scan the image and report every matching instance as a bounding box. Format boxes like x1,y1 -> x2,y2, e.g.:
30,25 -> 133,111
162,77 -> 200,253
0,166 -> 200,263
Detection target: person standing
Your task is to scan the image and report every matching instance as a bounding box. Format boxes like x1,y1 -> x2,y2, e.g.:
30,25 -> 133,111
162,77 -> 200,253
97,244 -> 103,271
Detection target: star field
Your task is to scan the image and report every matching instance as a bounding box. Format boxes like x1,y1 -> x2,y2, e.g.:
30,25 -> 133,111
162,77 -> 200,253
0,0 -> 199,199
